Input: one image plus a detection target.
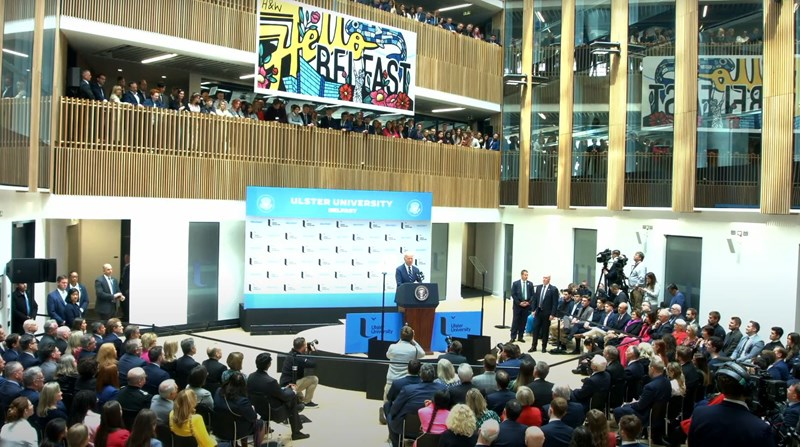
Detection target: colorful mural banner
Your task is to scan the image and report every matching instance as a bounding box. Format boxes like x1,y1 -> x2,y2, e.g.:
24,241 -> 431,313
641,56 -> 763,131
255,0 -> 416,115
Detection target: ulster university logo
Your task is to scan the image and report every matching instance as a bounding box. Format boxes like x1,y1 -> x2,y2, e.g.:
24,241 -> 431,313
414,285 -> 429,302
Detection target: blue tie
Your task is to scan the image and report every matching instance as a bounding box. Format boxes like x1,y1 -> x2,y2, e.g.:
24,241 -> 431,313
25,293 -> 30,316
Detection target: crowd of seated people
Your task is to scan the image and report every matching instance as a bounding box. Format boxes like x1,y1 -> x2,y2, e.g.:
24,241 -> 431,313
702,26 -> 763,45
352,0 -> 501,45
75,69 -> 501,151
0,318 -> 316,447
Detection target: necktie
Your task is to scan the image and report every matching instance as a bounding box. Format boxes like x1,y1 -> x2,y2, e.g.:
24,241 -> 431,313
572,304 -> 580,317
604,312 -> 611,326
539,286 -> 546,308
107,276 -> 114,293
25,293 -> 30,315
742,336 -> 752,355
522,282 -> 526,300
407,266 -> 413,280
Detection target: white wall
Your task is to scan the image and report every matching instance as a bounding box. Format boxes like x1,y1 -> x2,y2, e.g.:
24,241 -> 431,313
502,206 -> 799,334
446,223 -> 465,301
218,221 -> 245,320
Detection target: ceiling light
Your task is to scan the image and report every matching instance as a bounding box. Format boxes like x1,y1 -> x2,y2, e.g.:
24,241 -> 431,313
2,48 -> 29,58
538,113 -> 547,120
216,88 -> 231,93
702,5 -> 708,18
200,82 -> 212,85
117,68 -> 123,72
438,3 -> 471,12
161,75 -> 166,79
141,53 -> 177,64
239,74 -> 256,80
535,11 -> 546,23
431,107 -> 465,113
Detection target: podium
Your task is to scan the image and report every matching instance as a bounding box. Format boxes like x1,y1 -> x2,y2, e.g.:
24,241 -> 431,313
395,282 -> 439,353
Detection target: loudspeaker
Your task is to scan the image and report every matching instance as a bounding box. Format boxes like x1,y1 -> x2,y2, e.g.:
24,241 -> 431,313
67,67 -> 81,88
5,258 -> 57,283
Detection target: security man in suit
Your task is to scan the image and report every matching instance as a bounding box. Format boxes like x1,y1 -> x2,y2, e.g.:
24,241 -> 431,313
67,272 -> 90,316
11,284 -> 37,335
510,270 -> 534,343
689,362 -> 775,447
395,251 -> 422,286
529,274 -> 559,354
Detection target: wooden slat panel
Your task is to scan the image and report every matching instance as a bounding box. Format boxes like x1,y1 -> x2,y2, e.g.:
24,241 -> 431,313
53,98 -> 500,208
518,2 -> 534,207
0,98 -> 31,187
671,0 -> 698,213
760,0 -> 793,214
556,0 -> 576,209
606,0 -> 628,211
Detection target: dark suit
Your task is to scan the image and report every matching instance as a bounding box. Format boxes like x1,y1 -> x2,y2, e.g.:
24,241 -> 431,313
510,278 -> 535,340
486,389 -> 516,415
122,91 -> 141,106
437,352 -> 467,366
492,419 -> 528,447
624,359 -> 648,400
540,419 -> 574,447
64,303 -> 82,329
613,373 -> 671,422
78,80 -> 95,100
723,330 -> 743,357
681,362 -> 701,390
101,333 -> 123,358
571,371 -> 610,412
68,283 -> 90,316
395,263 -> 421,286
689,400 -> 775,447
12,290 -> 38,335
783,402 -> 800,432
175,355 -> 200,390
529,379 -> 554,408
116,385 -> 153,414
388,381 -> 447,435
768,360 -> 790,381
0,380 -> 23,424
120,263 -> 130,320
530,284 -> 559,351
607,361 -> 625,386
383,375 -> 421,418
247,370 -> 303,435
118,354 -> 146,386
90,82 -> 106,101
202,358 -> 228,395
19,352 -> 40,369
650,321 -> 673,340
497,358 -> 522,380
95,275 -> 121,320
142,362 -> 170,395
542,401 -> 586,428
448,382 -> 476,404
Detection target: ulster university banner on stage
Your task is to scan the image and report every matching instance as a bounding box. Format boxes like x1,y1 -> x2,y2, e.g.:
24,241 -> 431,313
255,0 -> 417,115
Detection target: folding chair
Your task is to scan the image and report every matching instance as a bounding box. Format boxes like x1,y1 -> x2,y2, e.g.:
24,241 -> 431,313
648,399 -> 668,446
400,412 -> 422,447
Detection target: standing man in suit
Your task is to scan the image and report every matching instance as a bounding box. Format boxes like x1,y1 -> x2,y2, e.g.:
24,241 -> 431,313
510,270 -> 534,343
77,69 -> 95,100
120,255 -> 131,322
95,263 -> 125,321
395,251 -> 422,286
67,272 -> 90,316
90,73 -> 107,102
11,283 -> 37,335
46,276 -> 69,326
689,362 -> 775,447
529,274 -> 559,354
666,283 -> 686,314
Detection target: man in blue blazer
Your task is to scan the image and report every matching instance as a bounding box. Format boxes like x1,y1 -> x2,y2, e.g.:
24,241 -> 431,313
121,82 -> 142,106
383,359 -> 422,420
510,270 -> 534,342
493,400 -> 528,447
142,347 -> 170,396
571,355 -> 611,412
618,415 -> 647,447
542,385 -> 586,428
783,383 -> 800,432
613,357 -> 671,423
46,275 -> 70,326
689,362 -> 775,447
118,339 -> 146,386
395,252 -> 422,286
487,370 -> 517,415
67,272 -> 90,316
541,397 -> 574,447
388,363 -> 445,446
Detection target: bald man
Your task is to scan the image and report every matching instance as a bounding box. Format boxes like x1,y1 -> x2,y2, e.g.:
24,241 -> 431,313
529,274 -> 559,354
525,426 -> 545,447
95,263 -> 125,321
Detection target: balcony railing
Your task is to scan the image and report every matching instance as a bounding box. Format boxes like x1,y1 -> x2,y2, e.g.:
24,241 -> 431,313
571,152 -> 608,207
695,153 -> 760,208
54,98 -> 500,207
61,0 -> 256,52
624,152 -> 673,208
0,98 -> 32,187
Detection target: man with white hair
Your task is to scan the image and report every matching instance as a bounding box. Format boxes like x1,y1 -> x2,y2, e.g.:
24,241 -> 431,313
650,308 -> 674,340
448,363 -> 477,404
55,326 -> 70,355
95,263 -> 125,321
22,320 -> 38,338
524,426 -> 545,447
40,320 -> 58,348
476,419 -> 500,446
150,378 -> 177,423
395,251 -> 422,285
612,356 -> 671,424
570,355 -> 610,412
543,385 -> 585,428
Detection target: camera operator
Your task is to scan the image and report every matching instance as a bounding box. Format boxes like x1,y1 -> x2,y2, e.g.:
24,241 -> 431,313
279,337 -> 319,408
601,250 -> 625,288
628,252 -> 647,309
688,362 -> 776,447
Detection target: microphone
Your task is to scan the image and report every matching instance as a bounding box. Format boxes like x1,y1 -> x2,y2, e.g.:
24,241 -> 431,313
418,271 -> 425,282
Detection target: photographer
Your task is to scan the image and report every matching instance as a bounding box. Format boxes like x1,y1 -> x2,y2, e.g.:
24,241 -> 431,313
689,362 -> 775,447
279,337 -> 319,408
600,250 -> 625,288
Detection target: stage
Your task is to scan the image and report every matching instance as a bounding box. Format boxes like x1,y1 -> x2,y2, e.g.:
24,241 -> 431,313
155,294 -> 588,445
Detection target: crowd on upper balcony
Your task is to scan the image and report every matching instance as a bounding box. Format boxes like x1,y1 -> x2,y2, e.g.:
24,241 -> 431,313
74,69 -> 499,150
700,26 -> 762,45
353,0 -> 501,45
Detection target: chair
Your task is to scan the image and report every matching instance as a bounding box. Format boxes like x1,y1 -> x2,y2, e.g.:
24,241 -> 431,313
625,377 -> 642,402
415,432 -> 442,447
172,434 -> 198,447
400,412 -> 422,447
155,423 -> 173,447
648,399 -> 668,446
211,407 -> 250,447
264,403 -> 293,447
195,404 -> 213,432
589,391 -> 608,414
122,408 -> 140,431
609,381 -> 626,411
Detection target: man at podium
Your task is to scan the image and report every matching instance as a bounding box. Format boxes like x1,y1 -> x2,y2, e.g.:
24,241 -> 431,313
395,251 -> 423,286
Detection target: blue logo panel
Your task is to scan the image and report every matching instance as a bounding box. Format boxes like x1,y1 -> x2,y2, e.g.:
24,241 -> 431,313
344,312 -> 404,354
431,312 -> 483,352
